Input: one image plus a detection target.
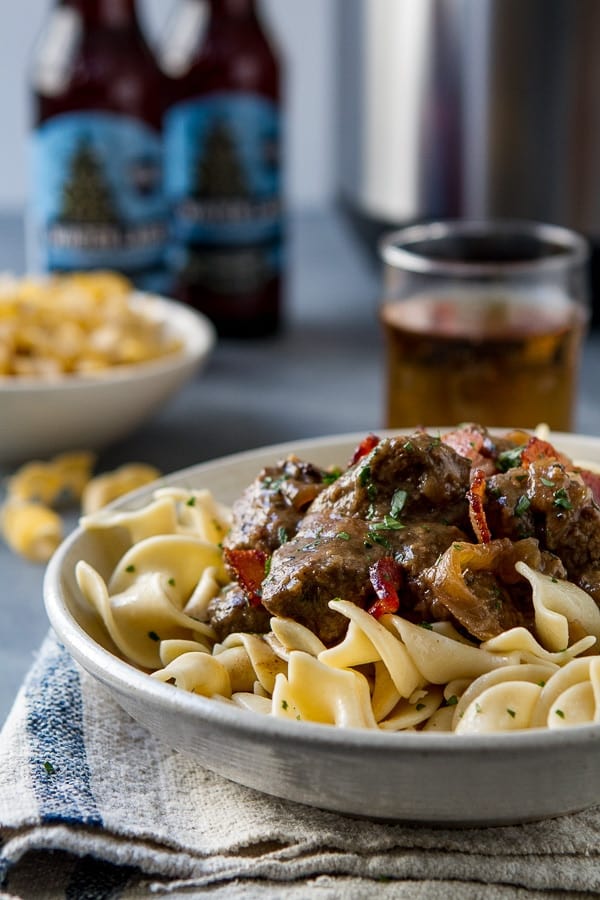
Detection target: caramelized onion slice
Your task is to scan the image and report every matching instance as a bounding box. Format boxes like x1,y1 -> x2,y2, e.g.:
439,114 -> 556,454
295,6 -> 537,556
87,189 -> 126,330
423,538 -> 542,641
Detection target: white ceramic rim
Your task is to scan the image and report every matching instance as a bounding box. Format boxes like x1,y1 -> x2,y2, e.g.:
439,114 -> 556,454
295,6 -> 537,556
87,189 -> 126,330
44,429 -> 600,757
0,292 -> 216,393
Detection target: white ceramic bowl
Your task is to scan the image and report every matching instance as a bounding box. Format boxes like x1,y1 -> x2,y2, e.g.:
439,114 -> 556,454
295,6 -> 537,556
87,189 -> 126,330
44,431 -> 600,825
0,292 -> 215,465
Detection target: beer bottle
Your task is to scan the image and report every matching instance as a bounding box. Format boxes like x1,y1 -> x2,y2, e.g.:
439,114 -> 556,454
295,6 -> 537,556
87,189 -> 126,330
30,0 -> 169,293
161,0 -> 283,337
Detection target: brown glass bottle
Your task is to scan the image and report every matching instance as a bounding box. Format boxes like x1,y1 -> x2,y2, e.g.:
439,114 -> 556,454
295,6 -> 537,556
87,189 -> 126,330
162,0 -> 283,337
30,0 -> 169,292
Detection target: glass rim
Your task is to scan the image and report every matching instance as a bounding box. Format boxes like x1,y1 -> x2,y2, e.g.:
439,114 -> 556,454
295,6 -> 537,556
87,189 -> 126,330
378,219 -> 590,277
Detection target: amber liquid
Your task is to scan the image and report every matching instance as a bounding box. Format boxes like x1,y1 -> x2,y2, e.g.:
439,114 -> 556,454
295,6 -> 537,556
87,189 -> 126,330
381,292 -> 586,431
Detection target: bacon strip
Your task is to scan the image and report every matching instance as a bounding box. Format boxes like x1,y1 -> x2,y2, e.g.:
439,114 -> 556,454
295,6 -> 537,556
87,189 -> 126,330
367,556 -> 402,619
442,425 -> 498,475
442,426 -> 486,462
223,548 -> 268,607
521,437 -> 570,469
467,467 -> 491,544
350,433 -> 380,465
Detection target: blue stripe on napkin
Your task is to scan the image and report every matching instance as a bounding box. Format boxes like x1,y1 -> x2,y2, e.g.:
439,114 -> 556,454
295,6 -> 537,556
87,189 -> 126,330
0,849 -> 9,887
25,639 -> 103,827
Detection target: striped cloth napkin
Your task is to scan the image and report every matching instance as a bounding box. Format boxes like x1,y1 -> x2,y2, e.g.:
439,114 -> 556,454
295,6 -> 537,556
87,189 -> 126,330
1,633 -> 600,899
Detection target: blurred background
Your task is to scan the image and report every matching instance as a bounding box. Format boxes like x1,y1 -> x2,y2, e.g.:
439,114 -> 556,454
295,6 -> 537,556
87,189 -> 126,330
5,0 -> 600,322
0,0 -> 335,216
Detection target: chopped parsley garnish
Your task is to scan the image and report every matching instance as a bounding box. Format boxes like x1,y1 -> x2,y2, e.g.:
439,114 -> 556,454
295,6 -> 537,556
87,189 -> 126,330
263,474 -> 288,491
475,703 -> 482,714
358,465 -> 372,486
278,526 -> 289,544
403,440 -> 414,451
420,622 -> 433,630
281,699 -> 289,710
337,531 -> 351,541
43,761 -> 56,775
415,703 -> 426,711
514,495 -> 531,517
186,496 -> 196,506
302,540 -> 322,552
497,445 -> 526,471
264,556 -> 272,577
555,709 -> 565,718
553,488 -> 573,510
369,515 -> 404,532
148,631 -> 160,642
168,577 -> 176,586
506,708 -> 516,718
445,695 -> 458,706
390,489 -> 408,518
537,680 -> 546,687
365,530 -> 391,550
125,564 -> 136,573
453,543 -> 463,552
322,467 -> 342,485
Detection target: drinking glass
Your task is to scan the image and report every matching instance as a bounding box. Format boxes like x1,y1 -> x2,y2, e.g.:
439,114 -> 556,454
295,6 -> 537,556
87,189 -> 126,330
379,219 -> 590,431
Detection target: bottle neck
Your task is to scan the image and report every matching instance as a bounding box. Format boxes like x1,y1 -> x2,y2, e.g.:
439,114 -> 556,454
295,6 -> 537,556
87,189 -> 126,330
60,0 -> 140,29
208,0 -> 258,21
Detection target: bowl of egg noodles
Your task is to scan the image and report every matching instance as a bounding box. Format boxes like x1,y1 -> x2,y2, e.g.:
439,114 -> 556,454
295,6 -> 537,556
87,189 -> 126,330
44,426 -> 600,825
0,272 -> 215,464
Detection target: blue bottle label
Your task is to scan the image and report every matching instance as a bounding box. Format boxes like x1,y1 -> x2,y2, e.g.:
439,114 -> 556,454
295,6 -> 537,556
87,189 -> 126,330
31,112 -> 167,273
164,92 -> 281,245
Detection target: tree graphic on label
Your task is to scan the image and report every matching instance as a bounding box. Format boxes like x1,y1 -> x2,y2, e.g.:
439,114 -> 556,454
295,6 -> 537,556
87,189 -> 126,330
59,140 -> 121,224
194,120 -> 249,199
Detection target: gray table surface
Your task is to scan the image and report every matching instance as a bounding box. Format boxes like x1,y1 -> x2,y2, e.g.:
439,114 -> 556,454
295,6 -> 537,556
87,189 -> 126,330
1,208 -> 599,725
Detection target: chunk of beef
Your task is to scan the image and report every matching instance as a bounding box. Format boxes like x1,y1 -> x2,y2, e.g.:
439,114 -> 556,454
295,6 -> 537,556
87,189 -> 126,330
207,584 -> 272,641
261,511 -> 467,644
577,568 -> 600,605
390,523 -> 470,616
224,455 -> 326,557
484,460 -> 600,590
310,433 -> 471,528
